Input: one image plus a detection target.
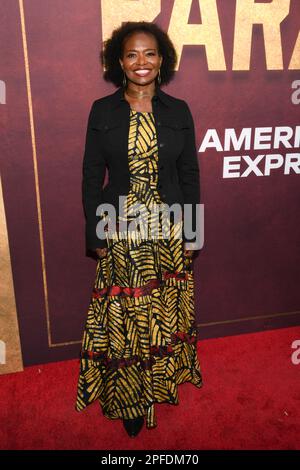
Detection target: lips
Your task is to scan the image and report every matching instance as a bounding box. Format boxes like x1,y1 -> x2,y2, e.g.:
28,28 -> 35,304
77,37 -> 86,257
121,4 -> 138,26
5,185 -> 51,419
134,69 -> 152,76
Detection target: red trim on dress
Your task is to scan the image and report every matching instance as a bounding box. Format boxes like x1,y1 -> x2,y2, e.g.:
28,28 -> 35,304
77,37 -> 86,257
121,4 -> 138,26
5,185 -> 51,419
80,325 -> 198,371
92,270 -> 189,299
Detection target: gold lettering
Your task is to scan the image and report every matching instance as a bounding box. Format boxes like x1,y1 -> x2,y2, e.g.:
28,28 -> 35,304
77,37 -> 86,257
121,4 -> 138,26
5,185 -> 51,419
233,0 -> 290,70
101,0 -> 161,41
169,0 -> 226,70
289,31 -> 300,69
101,0 -> 299,71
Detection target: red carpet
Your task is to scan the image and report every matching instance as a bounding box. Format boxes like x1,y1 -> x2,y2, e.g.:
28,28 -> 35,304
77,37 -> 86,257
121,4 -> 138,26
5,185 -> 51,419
0,326 -> 299,450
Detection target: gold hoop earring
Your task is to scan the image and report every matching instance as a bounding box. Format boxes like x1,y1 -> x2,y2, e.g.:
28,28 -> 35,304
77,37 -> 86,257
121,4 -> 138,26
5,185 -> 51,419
123,72 -> 127,88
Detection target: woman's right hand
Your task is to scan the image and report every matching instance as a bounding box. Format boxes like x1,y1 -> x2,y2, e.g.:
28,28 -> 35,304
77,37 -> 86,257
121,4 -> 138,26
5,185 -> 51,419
95,247 -> 108,259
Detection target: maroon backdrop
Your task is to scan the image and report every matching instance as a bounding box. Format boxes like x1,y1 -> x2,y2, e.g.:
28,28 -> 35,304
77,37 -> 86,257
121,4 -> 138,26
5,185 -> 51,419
1,0 -> 299,366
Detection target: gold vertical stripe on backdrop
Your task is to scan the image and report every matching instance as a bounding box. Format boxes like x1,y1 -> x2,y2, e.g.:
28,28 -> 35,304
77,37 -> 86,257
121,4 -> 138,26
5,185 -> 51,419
0,175 -> 23,374
18,0 -> 80,347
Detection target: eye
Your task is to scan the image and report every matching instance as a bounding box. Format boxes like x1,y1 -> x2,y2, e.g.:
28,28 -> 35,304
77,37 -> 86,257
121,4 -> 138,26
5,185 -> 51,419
127,52 -> 156,58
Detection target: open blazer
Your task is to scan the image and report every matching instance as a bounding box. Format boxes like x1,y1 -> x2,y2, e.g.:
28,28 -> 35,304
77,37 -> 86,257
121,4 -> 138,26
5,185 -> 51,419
82,85 -> 200,251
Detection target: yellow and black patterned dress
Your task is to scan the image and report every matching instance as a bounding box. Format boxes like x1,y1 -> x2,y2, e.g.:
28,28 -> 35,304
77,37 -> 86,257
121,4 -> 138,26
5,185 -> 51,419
76,108 -> 203,429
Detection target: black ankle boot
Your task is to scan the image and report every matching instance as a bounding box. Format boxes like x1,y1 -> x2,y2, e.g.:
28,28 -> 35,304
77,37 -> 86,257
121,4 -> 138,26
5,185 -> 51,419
123,416 -> 144,437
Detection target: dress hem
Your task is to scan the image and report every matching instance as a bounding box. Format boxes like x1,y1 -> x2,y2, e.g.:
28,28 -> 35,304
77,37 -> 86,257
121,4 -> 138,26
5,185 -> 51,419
76,375 -> 203,429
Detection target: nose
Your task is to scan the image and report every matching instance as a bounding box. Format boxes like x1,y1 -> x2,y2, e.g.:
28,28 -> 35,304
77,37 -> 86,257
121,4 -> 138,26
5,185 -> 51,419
136,53 -> 147,66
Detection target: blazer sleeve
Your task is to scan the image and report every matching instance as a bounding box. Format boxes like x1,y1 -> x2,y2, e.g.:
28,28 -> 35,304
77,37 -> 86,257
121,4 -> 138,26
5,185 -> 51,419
176,101 -> 201,249
82,101 -> 108,251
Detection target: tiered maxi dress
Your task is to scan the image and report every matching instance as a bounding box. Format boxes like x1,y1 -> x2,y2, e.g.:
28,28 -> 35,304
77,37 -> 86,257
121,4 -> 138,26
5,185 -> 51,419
75,108 -> 203,429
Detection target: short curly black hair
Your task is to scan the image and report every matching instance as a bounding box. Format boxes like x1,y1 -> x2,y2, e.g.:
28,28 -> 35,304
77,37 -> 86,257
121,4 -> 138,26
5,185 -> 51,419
100,21 -> 177,88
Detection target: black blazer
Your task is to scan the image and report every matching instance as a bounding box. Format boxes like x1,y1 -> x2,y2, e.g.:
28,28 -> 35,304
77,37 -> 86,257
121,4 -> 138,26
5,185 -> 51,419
82,85 -> 200,251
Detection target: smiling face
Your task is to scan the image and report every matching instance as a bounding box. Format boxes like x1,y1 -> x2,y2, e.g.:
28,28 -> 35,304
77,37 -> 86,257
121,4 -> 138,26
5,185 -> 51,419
119,31 -> 162,88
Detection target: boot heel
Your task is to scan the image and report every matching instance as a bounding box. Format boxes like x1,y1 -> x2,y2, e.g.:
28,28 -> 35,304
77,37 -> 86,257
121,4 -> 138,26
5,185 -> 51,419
123,416 -> 144,437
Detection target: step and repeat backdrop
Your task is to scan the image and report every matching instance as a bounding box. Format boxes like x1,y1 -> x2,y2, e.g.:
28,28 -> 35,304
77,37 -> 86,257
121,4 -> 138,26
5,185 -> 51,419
0,0 -> 299,372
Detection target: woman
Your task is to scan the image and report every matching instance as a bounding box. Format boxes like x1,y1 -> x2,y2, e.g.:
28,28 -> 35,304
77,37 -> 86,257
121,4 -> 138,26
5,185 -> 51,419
76,21 -> 203,438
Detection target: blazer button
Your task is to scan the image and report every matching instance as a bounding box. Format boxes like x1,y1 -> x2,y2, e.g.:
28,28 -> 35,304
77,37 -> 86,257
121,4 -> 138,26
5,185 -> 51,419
157,121 -> 161,126
158,183 -> 162,189
159,142 -> 164,148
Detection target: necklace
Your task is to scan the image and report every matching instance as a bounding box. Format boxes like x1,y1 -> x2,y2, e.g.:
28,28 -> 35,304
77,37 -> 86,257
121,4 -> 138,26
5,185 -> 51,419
124,88 -> 154,113
125,88 -> 154,100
